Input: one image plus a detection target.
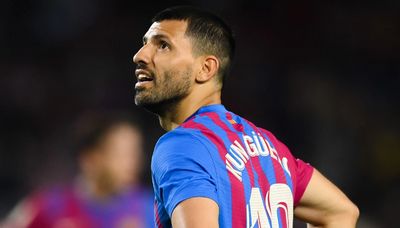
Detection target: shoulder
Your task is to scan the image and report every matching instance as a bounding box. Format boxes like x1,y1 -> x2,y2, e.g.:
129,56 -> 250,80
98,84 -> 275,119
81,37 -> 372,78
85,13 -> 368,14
151,127 -> 216,183
154,127 -> 208,156
257,127 -> 278,141
152,128 -> 209,166
258,127 -> 290,152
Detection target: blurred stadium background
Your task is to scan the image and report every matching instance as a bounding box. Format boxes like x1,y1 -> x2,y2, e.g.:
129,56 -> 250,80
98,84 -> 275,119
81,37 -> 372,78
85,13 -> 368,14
0,0 -> 399,227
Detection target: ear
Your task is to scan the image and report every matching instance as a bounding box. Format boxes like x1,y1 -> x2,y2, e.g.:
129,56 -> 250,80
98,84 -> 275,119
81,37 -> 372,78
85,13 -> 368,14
195,56 -> 219,83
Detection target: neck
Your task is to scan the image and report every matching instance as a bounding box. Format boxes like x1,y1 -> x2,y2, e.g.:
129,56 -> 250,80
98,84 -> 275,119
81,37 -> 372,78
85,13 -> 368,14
158,88 -> 221,131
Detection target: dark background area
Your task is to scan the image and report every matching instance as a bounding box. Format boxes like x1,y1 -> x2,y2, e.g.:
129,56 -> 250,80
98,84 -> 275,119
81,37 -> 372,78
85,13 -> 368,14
0,0 -> 399,227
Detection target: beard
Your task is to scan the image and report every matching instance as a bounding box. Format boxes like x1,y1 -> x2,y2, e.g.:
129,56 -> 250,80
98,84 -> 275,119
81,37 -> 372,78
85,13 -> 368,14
134,67 -> 192,115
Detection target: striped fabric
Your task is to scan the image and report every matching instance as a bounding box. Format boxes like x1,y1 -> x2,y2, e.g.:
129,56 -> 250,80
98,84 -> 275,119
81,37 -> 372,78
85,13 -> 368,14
151,105 -> 313,228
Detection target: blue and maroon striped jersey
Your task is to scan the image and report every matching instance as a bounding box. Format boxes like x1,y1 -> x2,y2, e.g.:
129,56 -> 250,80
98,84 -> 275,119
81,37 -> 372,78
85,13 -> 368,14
151,104 -> 314,228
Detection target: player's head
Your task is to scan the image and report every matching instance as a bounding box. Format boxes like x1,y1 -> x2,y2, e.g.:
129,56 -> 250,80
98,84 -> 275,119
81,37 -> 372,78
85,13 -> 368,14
74,112 -> 143,197
151,6 -> 235,83
133,6 -> 235,114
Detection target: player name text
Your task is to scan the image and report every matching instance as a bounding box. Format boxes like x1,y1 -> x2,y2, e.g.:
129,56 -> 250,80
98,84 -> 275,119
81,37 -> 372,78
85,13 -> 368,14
225,131 -> 291,182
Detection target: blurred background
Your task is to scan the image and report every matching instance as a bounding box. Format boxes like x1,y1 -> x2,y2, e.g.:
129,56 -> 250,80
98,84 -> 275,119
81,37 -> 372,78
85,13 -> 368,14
0,0 -> 399,227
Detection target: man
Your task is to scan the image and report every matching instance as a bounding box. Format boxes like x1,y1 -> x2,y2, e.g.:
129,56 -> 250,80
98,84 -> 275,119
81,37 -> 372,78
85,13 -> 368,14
2,113 -> 153,228
133,6 -> 359,228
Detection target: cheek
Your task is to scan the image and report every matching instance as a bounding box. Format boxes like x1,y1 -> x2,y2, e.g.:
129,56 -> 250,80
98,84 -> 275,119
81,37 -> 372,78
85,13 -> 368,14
153,55 -> 169,71
154,54 -> 193,73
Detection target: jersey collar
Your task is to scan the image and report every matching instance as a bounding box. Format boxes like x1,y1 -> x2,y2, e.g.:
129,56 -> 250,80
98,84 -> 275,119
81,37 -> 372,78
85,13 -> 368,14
183,104 -> 227,123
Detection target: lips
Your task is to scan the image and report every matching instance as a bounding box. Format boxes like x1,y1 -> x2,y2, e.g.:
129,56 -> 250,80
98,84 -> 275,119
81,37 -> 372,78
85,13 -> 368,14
135,69 -> 153,80
137,74 -> 153,82
135,69 -> 154,89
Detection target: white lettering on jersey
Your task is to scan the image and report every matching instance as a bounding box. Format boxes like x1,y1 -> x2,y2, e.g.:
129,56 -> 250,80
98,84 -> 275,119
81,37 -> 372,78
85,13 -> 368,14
246,184 -> 293,228
225,132 -> 291,182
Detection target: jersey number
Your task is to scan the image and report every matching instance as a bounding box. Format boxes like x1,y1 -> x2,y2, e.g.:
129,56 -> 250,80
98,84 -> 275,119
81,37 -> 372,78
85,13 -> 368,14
246,184 -> 293,228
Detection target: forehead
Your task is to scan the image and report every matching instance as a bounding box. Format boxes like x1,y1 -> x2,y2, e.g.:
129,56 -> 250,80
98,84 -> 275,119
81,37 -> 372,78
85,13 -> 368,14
144,20 -> 188,41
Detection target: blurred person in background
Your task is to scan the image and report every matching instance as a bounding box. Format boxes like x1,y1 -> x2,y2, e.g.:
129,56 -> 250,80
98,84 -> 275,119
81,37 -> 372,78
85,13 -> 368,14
1,112 -> 153,228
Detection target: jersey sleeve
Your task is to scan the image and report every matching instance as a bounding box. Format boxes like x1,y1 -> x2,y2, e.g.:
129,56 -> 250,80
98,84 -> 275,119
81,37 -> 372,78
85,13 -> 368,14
292,158 -> 314,206
151,130 -> 219,216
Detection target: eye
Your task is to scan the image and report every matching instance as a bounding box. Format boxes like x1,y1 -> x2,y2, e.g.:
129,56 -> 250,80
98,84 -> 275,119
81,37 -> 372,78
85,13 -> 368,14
159,40 -> 170,50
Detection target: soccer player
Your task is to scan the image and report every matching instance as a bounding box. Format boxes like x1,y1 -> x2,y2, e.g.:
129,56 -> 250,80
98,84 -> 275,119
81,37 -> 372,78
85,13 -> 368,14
133,6 -> 359,228
2,113 -> 153,228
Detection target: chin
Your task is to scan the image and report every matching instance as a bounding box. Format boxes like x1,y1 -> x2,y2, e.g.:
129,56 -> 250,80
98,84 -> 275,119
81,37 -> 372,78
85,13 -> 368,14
135,93 -> 184,116
134,94 -> 151,107
135,98 -> 162,115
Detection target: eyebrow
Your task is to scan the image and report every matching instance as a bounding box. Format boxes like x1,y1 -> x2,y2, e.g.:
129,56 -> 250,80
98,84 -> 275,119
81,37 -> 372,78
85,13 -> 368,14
143,34 -> 171,44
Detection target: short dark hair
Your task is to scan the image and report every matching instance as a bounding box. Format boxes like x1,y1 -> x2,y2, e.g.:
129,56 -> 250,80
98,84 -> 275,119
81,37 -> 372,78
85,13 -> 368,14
152,6 -> 235,85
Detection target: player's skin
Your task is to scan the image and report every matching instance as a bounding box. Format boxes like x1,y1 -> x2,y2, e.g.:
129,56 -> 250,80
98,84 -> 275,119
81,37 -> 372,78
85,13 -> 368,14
133,20 -> 359,228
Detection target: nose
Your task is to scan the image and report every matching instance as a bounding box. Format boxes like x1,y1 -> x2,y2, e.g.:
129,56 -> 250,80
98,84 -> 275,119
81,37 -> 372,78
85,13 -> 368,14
133,44 -> 151,65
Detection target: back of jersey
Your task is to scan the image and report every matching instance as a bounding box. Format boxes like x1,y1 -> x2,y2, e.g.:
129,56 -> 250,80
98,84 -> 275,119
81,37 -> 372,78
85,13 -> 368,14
181,106 -> 313,228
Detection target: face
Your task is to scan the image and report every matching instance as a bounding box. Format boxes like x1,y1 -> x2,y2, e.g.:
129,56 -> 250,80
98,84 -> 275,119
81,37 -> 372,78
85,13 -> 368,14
81,124 -> 143,194
133,20 -> 197,113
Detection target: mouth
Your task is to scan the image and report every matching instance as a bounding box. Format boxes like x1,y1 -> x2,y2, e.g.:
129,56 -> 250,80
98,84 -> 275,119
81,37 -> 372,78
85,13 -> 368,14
135,70 -> 154,89
137,74 -> 153,82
